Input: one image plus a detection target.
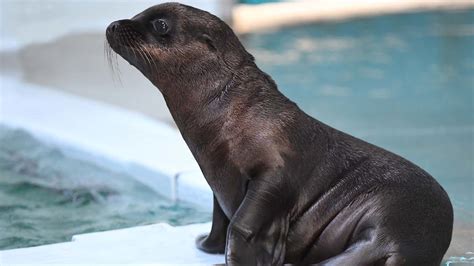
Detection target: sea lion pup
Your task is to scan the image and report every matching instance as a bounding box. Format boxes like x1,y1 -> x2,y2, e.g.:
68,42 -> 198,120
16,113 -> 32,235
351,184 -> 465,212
106,3 -> 453,265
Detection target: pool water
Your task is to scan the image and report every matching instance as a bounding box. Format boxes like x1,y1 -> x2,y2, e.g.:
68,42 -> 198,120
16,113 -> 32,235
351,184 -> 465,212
0,126 -> 210,250
244,9 -> 473,258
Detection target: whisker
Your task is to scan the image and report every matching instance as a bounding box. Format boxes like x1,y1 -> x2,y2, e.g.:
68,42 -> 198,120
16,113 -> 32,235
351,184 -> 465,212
144,44 -> 159,73
105,33 -> 160,85
104,38 -> 122,86
138,44 -> 154,72
135,43 -> 149,69
124,36 -> 140,64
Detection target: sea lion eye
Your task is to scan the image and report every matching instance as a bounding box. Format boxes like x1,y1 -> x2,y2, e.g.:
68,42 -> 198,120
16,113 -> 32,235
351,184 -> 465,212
152,19 -> 169,35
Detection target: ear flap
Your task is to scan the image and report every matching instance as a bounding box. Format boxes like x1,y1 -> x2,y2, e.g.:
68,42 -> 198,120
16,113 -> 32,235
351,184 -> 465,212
200,34 -> 217,52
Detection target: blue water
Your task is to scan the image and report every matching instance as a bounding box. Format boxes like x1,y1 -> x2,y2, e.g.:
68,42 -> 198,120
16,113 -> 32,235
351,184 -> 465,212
243,9 -> 473,258
0,126 -> 210,250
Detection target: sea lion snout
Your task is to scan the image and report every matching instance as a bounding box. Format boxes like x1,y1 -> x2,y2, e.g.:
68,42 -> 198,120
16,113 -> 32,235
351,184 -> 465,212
106,20 -> 122,34
106,20 -> 145,48
106,18 -> 156,76
106,20 -> 130,37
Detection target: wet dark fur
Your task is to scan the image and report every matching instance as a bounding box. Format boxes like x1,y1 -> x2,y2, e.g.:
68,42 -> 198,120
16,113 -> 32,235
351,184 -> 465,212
106,3 -> 453,265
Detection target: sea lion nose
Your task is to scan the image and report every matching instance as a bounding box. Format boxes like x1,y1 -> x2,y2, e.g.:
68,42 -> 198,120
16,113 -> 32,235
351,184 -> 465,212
109,22 -> 118,32
107,21 -> 121,33
107,20 -> 132,34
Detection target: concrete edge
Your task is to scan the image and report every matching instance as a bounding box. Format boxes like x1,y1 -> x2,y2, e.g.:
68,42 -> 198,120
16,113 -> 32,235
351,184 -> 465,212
0,222 -> 225,264
232,0 -> 474,34
0,76 -> 213,210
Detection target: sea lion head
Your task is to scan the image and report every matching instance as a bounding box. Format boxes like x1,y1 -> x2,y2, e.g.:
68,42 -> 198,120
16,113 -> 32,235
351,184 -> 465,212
106,2 -> 254,95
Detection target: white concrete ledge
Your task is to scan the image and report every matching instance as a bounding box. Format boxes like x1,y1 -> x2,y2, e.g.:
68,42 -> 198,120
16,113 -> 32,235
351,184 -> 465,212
0,76 -> 213,209
0,222 -> 225,265
0,76 -> 218,263
233,0 -> 474,34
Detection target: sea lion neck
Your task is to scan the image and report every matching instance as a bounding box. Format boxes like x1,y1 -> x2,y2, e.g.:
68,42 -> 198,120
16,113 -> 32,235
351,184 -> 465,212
157,64 -> 236,128
161,63 -> 281,149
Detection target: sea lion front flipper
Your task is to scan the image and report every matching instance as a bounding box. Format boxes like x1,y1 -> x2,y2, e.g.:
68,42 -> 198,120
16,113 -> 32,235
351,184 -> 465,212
225,179 -> 289,266
196,195 -> 229,254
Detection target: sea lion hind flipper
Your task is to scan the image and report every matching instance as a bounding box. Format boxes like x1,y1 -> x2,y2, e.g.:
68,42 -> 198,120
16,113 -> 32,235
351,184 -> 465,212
196,195 -> 229,254
225,179 -> 289,265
